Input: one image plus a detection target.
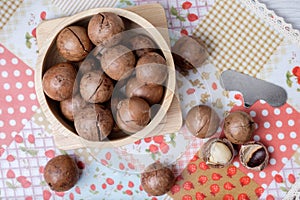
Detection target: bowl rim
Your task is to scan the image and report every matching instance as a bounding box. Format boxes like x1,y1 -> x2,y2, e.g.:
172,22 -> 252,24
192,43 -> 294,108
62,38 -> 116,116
35,7 -> 176,149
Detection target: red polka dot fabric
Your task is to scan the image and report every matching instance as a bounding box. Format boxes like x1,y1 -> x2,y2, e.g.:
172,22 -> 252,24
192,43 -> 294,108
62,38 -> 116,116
0,44 -> 39,147
231,98 -> 300,187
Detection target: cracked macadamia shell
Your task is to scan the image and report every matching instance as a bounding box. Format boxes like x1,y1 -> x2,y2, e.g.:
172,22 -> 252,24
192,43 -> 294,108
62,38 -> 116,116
185,105 -> 220,138
42,62 -> 77,101
56,26 -> 92,61
116,97 -> 151,133
172,35 -> 208,70
128,34 -> 156,57
201,138 -> 235,168
141,162 -> 175,196
79,70 -> 114,103
136,52 -> 168,85
224,111 -> 255,144
44,155 -> 79,192
87,12 -> 124,47
74,104 -> 114,141
125,77 -> 164,105
239,141 -> 269,171
101,45 -> 136,80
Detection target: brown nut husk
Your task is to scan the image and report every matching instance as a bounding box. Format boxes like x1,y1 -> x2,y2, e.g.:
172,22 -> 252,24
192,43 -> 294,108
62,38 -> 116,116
44,155 -> 79,192
128,34 -> 156,57
74,104 -> 114,141
80,70 -> 114,103
141,162 -> 175,196
223,111 -> 255,144
56,26 -> 92,61
201,138 -> 235,168
172,35 -> 208,71
136,52 -> 168,85
239,141 -> 269,171
116,97 -> 151,133
185,105 -> 220,138
87,12 -> 124,47
42,62 -> 77,101
125,77 -> 164,105
101,45 -> 136,80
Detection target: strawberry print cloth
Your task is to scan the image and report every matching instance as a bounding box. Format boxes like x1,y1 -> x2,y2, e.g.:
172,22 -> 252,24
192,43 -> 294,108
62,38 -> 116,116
1,0 -> 300,199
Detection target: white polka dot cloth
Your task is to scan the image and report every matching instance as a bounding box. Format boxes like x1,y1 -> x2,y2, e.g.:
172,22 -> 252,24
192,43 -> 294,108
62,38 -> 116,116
193,0 -> 284,77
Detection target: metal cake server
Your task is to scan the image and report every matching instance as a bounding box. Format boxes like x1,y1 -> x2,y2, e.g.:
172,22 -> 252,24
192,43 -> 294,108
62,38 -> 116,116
220,70 -> 288,107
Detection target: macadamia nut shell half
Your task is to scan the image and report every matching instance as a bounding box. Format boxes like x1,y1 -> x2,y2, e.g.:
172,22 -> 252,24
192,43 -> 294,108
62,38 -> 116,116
239,141 -> 269,171
201,138 -> 235,168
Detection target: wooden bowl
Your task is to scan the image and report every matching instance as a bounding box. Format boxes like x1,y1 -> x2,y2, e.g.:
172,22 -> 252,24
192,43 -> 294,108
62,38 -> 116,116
35,5 -> 179,149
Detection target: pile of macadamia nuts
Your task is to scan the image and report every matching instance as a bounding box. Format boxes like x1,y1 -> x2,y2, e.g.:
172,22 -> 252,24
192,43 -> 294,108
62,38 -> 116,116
185,105 -> 269,171
42,12 -> 169,142
172,34 -> 269,172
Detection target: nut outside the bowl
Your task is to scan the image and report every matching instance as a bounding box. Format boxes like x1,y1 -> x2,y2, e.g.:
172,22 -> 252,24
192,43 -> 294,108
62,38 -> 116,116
35,6 -> 177,149
239,141 -> 269,171
200,137 -> 235,168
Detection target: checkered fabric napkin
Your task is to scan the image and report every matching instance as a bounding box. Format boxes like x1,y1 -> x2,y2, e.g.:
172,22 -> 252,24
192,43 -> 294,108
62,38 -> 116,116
193,0 -> 284,77
0,0 -> 23,29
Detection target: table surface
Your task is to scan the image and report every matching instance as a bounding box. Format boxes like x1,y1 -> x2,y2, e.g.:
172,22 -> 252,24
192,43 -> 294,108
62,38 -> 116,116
0,0 -> 300,200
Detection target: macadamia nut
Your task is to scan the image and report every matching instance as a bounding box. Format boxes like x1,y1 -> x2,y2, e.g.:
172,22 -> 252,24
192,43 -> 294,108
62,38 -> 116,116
136,52 -> 167,85
42,62 -> 77,101
116,97 -> 151,133
60,94 -> 88,121
185,105 -> 220,138
172,35 -> 208,70
239,141 -> 269,171
201,138 -> 235,168
101,45 -> 136,80
44,155 -> 79,192
74,104 -> 114,141
141,162 -> 175,196
126,77 -> 164,105
88,12 -> 124,47
224,111 -> 255,144
80,70 -> 114,103
128,34 -> 156,57
78,56 -> 100,75
56,26 -> 92,61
